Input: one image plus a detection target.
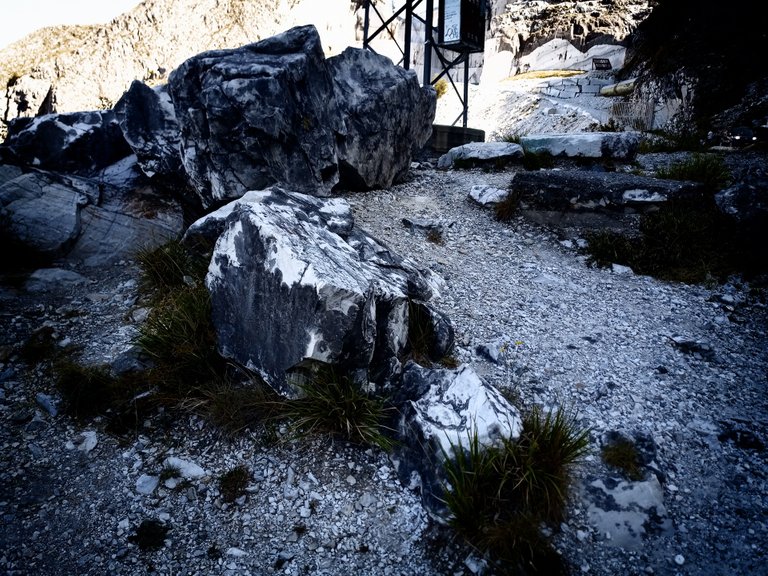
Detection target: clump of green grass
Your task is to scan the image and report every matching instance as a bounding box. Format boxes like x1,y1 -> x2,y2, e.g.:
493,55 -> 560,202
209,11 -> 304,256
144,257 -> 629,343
283,363 -> 395,450
136,282 -> 221,394
136,239 -> 207,298
441,406 -> 589,572
219,465 -> 251,503
601,436 -> 643,481
500,133 -> 522,144
494,190 -> 522,222
195,380 -> 284,437
655,153 -> 731,191
637,129 -> 705,153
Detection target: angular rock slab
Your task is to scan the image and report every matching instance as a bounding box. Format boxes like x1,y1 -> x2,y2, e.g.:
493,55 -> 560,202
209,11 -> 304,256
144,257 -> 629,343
437,142 -> 523,169
328,48 -> 435,189
169,25 -> 345,208
582,475 -> 672,548
393,362 -> 522,520
0,169 -> 87,256
187,187 -> 441,396
0,110 -> 131,174
1,159 -> 184,266
114,81 -> 183,179
510,169 -> 705,212
521,131 -> 642,160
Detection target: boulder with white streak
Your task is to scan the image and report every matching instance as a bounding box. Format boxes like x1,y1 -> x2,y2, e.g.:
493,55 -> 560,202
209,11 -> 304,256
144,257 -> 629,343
393,362 -> 522,520
185,186 -> 445,396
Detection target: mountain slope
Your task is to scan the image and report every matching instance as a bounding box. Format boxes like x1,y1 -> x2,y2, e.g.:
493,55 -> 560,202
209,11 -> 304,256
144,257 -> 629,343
0,0 -> 359,134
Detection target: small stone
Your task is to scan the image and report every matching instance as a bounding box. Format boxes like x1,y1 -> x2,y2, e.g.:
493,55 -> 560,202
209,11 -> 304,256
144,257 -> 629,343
226,547 -> 247,557
674,555 -> 685,566
35,393 -> 58,416
136,474 -> 159,495
345,475 -> 356,486
77,431 -> 98,453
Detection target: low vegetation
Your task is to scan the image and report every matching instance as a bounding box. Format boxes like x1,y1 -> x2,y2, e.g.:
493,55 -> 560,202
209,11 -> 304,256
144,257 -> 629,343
442,406 -> 589,574
219,465 -> 251,502
281,363 -> 396,450
433,77 -> 449,99
655,153 -> 731,191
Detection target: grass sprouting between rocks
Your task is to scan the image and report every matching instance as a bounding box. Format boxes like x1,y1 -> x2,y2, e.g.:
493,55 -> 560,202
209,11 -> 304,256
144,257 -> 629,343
441,406 -> 589,574
281,363 -> 396,451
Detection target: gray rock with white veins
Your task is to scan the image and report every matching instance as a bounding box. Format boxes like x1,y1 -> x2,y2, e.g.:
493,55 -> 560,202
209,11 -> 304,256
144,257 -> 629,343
189,186 -> 441,396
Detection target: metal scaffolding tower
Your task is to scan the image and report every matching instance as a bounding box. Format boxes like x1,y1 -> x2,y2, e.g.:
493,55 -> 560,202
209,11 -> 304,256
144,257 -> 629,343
362,0 -> 486,128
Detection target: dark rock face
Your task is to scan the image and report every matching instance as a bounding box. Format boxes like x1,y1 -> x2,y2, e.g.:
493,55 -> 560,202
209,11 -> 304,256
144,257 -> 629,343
393,362 -> 521,519
329,48 -> 435,189
168,25 -> 345,209
510,169 -> 705,212
0,158 -> 184,266
715,181 -> 768,227
168,25 -> 436,208
185,187 -> 441,396
0,110 -> 131,174
114,81 -> 183,179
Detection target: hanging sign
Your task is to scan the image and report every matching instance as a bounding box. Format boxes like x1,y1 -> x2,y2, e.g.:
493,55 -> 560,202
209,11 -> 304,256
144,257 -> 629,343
438,0 -> 485,52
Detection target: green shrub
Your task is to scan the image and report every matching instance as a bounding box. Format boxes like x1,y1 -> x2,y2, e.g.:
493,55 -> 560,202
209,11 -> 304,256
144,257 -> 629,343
583,195 -> 761,283
655,153 -> 731,191
637,129 -> 706,153
441,406 -> 589,572
136,239 -> 207,298
282,363 -> 395,450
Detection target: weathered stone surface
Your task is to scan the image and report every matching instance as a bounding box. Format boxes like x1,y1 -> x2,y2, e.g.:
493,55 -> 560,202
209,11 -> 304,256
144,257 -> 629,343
468,184 -> 508,206
25,268 -> 89,293
328,48 -> 435,189
0,170 -> 87,256
187,186 -> 440,396
168,25 -> 344,208
437,142 -> 524,169
715,181 -> 768,226
1,158 -> 184,266
521,132 -> 642,159
114,81 -> 183,179
510,169 -> 705,212
0,110 -> 131,174
393,362 -> 522,519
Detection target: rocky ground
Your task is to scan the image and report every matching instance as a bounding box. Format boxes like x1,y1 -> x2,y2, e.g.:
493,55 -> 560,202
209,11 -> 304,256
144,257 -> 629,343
1,155 -> 767,575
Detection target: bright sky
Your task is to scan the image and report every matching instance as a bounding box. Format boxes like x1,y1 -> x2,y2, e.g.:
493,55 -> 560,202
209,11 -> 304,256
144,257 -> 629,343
0,0 -> 142,49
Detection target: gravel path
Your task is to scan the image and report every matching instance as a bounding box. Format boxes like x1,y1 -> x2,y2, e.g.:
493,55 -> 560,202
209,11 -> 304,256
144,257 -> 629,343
1,163 -> 766,575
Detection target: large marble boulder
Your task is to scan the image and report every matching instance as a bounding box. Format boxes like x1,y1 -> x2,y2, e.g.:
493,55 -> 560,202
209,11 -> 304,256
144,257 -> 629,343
0,110 -> 132,174
521,132 -> 642,160
114,81 -> 183,180
328,48 -> 435,189
393,362 -> 522,519
184,186 -> 444,396
168,25 -> 345,208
